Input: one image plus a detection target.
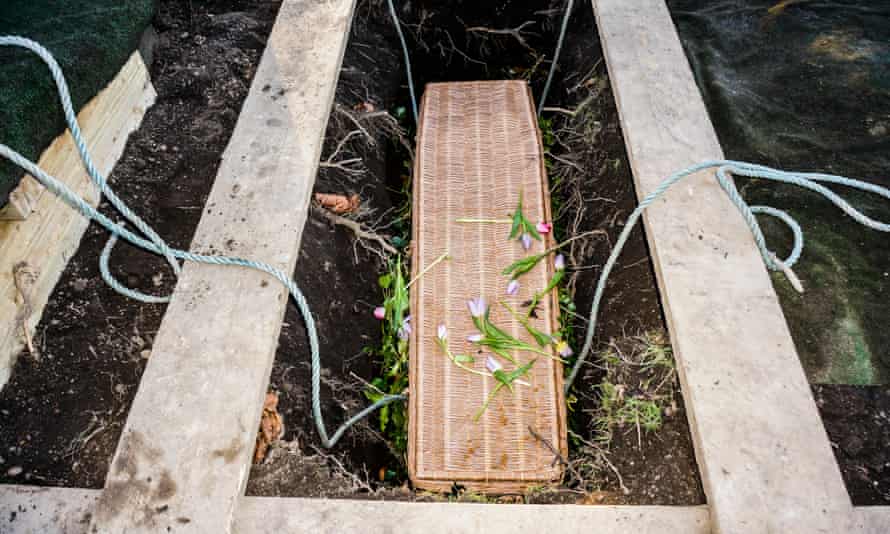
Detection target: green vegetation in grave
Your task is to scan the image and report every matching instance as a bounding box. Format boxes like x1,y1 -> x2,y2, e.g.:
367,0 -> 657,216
363,106 -> 416,462
539,115 -> 583,441
364,256 -> 410,456
592,332 -> 676,445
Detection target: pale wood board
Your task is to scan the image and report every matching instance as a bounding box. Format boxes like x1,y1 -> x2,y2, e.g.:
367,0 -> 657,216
0,188 -> 34,220
0,485 -> 713,534
232,498 -> 711,534
4,485 -> 890,534
89,0 -> 356,532
0,53 -> 155,389
593,0 -> 854,532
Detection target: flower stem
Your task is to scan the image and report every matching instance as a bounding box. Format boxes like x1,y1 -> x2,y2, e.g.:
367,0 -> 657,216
526,346 -> 567,363
406,252 -> 449,289
501,300 -> 533,329
455,218 -> 513,224
542,229 -> 607,256
474,383 -> 505,421
446,349 -> 492,379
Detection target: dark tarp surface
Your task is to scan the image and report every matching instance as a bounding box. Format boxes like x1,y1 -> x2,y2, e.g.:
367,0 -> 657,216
0,0 -> 155,205
667,0 -> 890,384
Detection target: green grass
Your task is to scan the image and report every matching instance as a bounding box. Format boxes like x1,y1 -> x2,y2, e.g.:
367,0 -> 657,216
592,332 -> 675,445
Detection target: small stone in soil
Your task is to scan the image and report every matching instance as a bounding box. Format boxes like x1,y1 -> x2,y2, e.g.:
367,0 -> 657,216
71,278 -> 89,292
6,466 -> 23,477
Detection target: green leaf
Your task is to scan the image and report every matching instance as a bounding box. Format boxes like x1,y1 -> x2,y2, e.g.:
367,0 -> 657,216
502,254 -> 544,279
487,345 -> 518,365
379,404 -> 390,432
494,360 -> 536,393
454,354 -> 475,363
493,369 -> 514,392
527,324 -> 552,347
507,359 -> 536,383
509,210 -> 523,240
520,213 -> 542,241
378,273 -> 392,289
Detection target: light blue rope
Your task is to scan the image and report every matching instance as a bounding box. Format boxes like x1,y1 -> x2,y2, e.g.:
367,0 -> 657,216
386,0 -> 577,122
0,35 -> 404,449
564,160 -> 890,391
539,0 -> 574,116
386,0 -> 418,124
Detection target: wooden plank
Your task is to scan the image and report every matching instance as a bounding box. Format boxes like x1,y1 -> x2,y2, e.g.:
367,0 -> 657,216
0,486 -> 95,534
89,1 -> 356,532
408,81 -> 566,492
0,53 -> 155,389
593,0 -> 854,532
233,498 -> 711,534
0,485 -> 713,534
854,507 -> 890,534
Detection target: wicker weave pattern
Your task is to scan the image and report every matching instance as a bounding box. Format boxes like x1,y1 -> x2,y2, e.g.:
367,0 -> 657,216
409,81 -> 567,493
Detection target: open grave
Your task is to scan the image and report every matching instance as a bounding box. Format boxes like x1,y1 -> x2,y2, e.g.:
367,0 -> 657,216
0,0 -> 888,532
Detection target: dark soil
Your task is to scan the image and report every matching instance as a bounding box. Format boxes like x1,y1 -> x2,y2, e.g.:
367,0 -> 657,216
0,0 -> 282,487
814,384 -> 890,505
249,0 -> 703,505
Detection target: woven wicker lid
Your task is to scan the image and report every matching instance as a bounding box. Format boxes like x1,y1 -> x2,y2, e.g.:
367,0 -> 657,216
408,80 -> 567,493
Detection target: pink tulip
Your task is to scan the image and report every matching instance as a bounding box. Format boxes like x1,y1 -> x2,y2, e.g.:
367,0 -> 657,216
536,222 -> 553,234
373,307 -> 385,320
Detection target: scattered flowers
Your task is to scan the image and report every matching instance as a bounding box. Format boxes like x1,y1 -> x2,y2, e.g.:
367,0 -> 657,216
536,221 -> 553,234
467,296 -> 562,364
506,279 -> 520,296
503,230 -> 601,280
398,315 -> 412,340
467,333 -> 483,343
373,306 -> 386,320
467,297 -> 487,318
501,301 -> 559,353
520,233 -> 533,250
435,324 -> 495,380
555,339 -> 573,358
554,253 -> 565,271
509,192 -> 542,247
475,358 -> 536,421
